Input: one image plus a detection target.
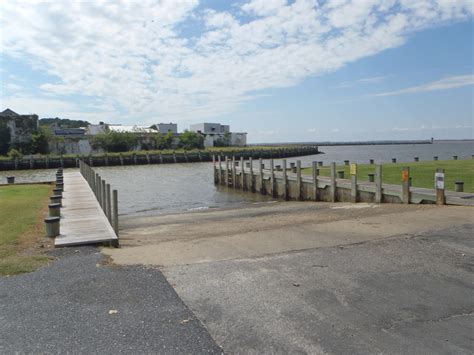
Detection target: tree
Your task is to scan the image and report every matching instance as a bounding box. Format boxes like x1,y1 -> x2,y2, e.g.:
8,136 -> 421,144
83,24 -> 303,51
178,130 -> 204,150
0,122 -> 11,155
31,127 -> 52,154
92,131 -> 138,152
214,132 -> 231,147
153,131 -> 174,150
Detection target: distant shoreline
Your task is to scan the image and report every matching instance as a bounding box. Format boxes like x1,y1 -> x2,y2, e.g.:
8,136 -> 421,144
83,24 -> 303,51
249,139 -> 473,147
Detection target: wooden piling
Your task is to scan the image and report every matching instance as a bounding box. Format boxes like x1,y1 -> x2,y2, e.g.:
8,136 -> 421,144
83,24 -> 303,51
270,159 -> 275,197
225,156 -> 229,186
113,189 -> 119,239
232,156 -> 236,188
218,155 -> 222,185
101,179 -> 106,213
312,161 -> 318,201
259,158 -> 265,195
375,165 -> 382,203
241,156 -> 245,190
106,183 -> 112,222
282,159 -> 288,201
350,163 -> 357,203
330,162 -> 336,202
249,157 -> 254,192
297,160 -> 302,200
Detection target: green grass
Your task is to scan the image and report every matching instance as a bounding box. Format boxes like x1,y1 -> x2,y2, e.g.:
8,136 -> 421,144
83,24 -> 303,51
0,184 -> 52,276
302,159 -> 474,192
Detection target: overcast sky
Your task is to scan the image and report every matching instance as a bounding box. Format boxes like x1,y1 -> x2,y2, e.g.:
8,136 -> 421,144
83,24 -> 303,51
0,0 -> 473,143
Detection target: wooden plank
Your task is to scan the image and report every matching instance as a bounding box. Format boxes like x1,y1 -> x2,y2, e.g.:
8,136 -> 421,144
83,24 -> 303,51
55,171 -> 118,247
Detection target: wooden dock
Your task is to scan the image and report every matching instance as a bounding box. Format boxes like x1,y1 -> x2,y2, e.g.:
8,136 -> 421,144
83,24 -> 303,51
215,162 -> 474,207
55,171 -> 118,247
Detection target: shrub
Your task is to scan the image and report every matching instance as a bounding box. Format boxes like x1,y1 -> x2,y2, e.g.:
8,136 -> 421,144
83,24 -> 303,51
31,127 -> 51,154
178,130 -> 204,150
7,148 -> 23,160
92,131 -> 138,152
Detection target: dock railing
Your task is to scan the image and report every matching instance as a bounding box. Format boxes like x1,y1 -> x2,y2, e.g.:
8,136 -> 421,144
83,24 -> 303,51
213,156 -> 471,206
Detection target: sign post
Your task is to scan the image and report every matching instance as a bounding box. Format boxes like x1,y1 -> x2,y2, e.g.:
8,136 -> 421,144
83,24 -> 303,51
435,169 -> 445,205
401,167 -> 410,204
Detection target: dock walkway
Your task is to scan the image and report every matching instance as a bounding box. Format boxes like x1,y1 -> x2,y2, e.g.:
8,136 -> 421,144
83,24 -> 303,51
55,171 -> 118,247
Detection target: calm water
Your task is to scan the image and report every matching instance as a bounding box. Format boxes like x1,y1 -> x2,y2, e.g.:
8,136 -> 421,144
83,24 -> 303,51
1,141 -> 472,217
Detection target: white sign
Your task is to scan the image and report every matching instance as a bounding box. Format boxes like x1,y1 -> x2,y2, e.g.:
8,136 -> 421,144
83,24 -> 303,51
435,172 -> 445,189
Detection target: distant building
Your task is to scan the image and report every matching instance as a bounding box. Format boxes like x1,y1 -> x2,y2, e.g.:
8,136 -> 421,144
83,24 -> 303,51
155,123 -> 178,134
190,122 -> 247,147
0,108 -> 39,144
86,122 -> 108,135
190,122 -> 230,135
108,125 -> 156,133
53,127 -> 86,136
86,122 -> 159,135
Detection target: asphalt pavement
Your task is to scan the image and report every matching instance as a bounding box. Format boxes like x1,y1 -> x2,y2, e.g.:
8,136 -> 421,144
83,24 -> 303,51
0,247 -> 221,354
163,223 -> 474,354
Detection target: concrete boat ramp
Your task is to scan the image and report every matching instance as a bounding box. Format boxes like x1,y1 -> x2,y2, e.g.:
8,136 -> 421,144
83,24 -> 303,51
54,171 -> 118,247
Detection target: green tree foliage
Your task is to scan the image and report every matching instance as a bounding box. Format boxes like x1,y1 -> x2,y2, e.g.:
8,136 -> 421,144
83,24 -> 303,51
39,117 -> 90,128
0,122 -> 11,155
92,131 -> 138,152
178,130 -> 204,150
214,132 -> 231,147
7,149 -> 23,159
154,131 -> 174,150
30,127 -> 52,154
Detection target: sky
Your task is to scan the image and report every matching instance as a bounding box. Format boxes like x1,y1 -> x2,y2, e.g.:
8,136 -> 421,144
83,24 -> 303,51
0,0 -> 473,143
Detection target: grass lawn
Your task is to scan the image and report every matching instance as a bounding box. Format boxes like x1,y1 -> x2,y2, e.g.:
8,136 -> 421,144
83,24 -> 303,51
0,184 -> 53,276
302,159 -> 474,193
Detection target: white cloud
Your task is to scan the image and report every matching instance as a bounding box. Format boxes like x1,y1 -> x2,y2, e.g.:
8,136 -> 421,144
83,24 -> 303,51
307,128 -> 317,133
0,0 -> 472,123
373,74 -> 474,97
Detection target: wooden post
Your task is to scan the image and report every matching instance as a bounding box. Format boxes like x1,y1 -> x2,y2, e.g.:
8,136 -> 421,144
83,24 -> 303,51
259,158 -> 264,194
330,162 -> 336,202
218,155 -> 222,185
283,159 -> 288,200
402,167 -> 410,204
249,157 -> 254,192
98,176 -> 103,207
232,156 -> 236,188
435,169 -> 446,205
213,155 -> 217,184
113,189 -> 119,239
96,174 -> 100,200
297,160 -> 302,200
270,159 -> 275,197
101,179 -> 106,213
375,165 -> 382,203
225,156 -> 229,186
350,163 -> 357,203
106,183 -> 112,222
312,161 -> 318,201
240,156 -> 245,190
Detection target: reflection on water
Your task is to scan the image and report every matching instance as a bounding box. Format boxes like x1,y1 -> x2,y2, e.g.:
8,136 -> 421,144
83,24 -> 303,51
1,141 -> 472,217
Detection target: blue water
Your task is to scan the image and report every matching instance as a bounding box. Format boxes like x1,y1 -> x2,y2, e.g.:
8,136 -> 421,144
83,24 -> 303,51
1,140 -> 472,216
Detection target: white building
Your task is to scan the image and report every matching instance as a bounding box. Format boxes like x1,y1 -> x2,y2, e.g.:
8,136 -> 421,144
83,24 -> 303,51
108,125 -> 155,133
156,123 -> 178,134
86,122 -> 156,135
190,122 -> 247,147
